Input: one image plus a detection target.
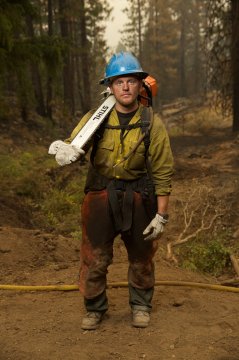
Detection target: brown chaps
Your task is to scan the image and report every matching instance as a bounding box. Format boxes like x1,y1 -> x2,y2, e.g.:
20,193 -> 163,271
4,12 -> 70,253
79,189 -> 158,299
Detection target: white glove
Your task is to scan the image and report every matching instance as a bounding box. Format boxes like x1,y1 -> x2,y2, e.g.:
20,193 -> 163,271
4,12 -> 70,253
55,143 -> 85,166
143,213 -> 168,241
48,140 -> 65,155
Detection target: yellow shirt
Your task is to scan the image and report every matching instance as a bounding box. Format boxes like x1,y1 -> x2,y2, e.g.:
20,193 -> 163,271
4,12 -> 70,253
67,104 -> 174,195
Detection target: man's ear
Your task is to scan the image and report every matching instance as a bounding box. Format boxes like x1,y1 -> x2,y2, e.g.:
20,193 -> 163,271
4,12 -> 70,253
109,85 -> 114,94
139,80 -> 144,91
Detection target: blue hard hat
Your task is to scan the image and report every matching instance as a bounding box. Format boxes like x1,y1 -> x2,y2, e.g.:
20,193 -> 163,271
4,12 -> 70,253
101,52 -> 148,85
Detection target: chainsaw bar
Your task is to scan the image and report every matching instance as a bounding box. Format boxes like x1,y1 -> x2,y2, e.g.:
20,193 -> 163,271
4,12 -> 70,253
71,94 -> 116,148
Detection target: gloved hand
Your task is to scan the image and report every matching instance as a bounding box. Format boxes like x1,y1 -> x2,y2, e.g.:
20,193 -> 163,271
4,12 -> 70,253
55,143 -> 85,166
143,213 -> 168,241
48,140 -> 65,155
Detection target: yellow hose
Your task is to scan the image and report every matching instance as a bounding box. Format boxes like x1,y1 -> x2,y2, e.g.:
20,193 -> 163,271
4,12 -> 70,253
0,281 -> 239,293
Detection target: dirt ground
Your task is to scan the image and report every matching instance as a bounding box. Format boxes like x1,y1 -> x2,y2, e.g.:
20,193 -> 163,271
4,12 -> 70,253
1,118 -> 239,360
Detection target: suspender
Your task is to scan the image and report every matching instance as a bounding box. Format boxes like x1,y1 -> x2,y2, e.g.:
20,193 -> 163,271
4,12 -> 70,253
90,106 -> 152,165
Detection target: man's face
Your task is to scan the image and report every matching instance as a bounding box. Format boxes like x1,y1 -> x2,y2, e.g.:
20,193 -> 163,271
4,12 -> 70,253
110,76 -> 142,110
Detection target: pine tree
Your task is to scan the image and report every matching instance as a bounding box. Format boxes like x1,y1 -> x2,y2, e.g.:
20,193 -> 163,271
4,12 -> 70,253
206,0 -> 239,131
0,0 -> 112,120
121,0 -> 148,62
142,0 -> 179,104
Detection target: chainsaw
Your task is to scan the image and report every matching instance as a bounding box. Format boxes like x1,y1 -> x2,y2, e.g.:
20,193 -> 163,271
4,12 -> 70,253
71,92 -> 116,149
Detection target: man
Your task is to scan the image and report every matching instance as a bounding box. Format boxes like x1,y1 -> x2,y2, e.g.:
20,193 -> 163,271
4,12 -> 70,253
49,52 -> 174,330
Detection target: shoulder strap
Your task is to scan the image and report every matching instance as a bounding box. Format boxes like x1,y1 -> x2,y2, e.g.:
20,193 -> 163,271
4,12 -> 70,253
104,121 -> 141,130
140,107 -> 152,155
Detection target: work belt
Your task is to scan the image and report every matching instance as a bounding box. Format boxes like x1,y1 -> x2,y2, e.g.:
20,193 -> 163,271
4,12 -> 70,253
84,165 -> 156,233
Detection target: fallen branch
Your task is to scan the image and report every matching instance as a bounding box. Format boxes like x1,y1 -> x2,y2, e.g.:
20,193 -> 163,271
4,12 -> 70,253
220,278 -> 239,287
166,186 -> 223,264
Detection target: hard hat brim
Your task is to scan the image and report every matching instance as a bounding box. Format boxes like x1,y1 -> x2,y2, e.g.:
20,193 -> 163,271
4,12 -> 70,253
99,71 -> 149,86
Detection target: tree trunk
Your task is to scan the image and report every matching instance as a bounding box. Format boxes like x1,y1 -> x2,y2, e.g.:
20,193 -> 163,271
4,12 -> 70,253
78,0 -> 91,113
25,13 -> 46,116
59,0 -> 75,114
179,3 -> 187,97
46,0 -> 53,119
193,0 -> 200,95
137,0 -> 142,62
231,0 -> 239,132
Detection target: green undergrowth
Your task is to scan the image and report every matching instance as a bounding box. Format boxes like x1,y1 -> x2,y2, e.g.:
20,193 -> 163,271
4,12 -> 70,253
0,148 -> 87,235
176,231 -> 232,276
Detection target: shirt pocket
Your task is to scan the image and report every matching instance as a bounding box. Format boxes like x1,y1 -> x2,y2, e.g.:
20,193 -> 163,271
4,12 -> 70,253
123,140 -> 146,171
94,139 -> 115,168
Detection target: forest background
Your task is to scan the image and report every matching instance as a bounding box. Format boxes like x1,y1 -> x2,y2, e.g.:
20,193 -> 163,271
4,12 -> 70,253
1,2 -> 239,359
1,0 -> 238,129
0,0 -> 239,276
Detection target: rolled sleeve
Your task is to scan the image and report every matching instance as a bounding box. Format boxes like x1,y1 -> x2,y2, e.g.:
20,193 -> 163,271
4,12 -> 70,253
148,115 -> 174,195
